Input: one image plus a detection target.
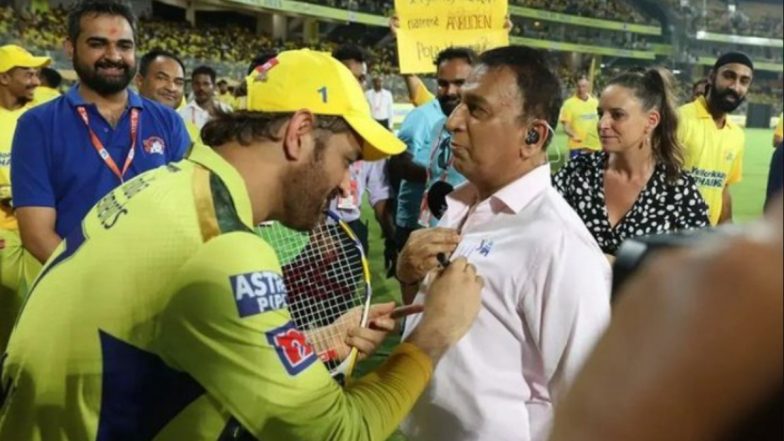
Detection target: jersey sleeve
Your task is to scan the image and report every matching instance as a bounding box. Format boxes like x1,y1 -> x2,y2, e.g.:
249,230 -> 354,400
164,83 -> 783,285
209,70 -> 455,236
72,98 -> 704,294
159,231 -> 433,440
558,100 -> 572,124
774,113 -> 783,139
166,108 -> 191,161
9,112 -> 55,208
727,138 -> 744,185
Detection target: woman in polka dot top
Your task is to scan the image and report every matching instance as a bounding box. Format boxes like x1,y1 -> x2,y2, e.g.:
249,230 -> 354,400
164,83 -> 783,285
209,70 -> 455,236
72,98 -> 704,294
553,67 -> 709,257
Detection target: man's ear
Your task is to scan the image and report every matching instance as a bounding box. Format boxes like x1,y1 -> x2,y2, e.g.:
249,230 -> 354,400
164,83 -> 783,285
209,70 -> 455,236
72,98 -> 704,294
282,109 -> 316,161
520,120 -> 548,159
133,73 -> 143,90
64,39 -> 74,61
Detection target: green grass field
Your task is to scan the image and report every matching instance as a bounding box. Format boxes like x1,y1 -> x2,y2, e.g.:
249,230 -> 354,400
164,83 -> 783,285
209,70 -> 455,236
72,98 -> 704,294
354,127 -> 776,441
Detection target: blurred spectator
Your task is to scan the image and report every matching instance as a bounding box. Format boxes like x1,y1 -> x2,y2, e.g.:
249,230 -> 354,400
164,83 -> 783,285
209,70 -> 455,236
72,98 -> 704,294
33,67 -> 61,104
134,48 -> 186,110
366,75 -> 394,130
178,65 -> 231,138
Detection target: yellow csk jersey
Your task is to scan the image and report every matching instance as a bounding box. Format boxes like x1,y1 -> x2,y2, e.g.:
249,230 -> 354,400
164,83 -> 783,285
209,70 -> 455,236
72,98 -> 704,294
559,95 -> 601,151
678,96 -> 745,225
32,86 -> 61,105
217,92 -> 237,110
775,112 -> 783,141
0,145 -> 432,440
0,104 -> 32,230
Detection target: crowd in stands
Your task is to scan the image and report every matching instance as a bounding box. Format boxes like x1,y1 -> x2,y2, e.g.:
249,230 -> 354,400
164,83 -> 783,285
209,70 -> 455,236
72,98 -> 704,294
510,0 -> 654,25
0,3 -> 779,108
511,17 -> 654,50
669,0 -> 784,39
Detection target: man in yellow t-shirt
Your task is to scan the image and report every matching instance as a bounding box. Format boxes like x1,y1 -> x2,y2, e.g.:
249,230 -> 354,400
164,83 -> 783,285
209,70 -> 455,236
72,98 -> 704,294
216,79 -> 238,109
0,49 -> 484,441
773,111 -> 783,147
559,76 -> 601,158
32,67 -> 61,105
0,44 -> 50,353
679,52 -> 754,225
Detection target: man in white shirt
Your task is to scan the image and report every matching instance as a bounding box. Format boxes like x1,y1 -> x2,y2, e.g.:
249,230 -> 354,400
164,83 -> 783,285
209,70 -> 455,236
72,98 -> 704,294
397,45 -> 612,441
328,159 -> 394,255
178,65 -> 231,131
365,76 -> 394,130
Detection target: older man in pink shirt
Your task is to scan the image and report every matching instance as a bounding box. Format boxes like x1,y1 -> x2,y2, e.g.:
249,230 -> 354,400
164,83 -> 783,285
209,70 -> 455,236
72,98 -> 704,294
396,46 -> 611,441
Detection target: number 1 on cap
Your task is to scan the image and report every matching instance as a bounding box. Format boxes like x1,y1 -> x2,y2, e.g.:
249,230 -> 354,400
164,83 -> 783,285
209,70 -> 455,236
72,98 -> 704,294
318,86 -> 328,103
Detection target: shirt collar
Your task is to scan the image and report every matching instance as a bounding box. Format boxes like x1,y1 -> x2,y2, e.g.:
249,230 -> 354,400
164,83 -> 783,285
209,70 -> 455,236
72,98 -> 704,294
694,95 -> 737,129
188,143 -> 255,229
445,163 -> 552,217
65,84 -> 144,109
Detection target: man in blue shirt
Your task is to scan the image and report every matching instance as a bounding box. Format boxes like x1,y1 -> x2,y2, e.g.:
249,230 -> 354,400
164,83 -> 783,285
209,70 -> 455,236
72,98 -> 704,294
389,47 -> 476,248
11,0 -> 189,264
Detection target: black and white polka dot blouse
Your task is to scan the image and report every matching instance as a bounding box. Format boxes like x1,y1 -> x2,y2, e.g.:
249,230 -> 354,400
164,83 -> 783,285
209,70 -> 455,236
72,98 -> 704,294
553,152 -> 710,255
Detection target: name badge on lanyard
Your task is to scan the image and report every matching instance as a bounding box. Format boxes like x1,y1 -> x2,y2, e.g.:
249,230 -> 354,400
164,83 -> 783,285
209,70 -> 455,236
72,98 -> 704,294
77,106 -> 139,183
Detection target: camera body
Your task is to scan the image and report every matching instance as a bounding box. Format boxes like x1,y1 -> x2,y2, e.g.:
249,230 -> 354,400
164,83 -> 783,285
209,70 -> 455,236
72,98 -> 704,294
611,226 -> 742,301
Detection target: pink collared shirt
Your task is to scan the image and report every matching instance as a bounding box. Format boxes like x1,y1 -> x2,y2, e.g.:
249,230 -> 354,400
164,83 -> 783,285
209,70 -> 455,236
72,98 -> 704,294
402,164 -> 611,441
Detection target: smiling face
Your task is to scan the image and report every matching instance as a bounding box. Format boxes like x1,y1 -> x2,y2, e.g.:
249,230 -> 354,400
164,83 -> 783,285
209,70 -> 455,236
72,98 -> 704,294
136,56 -> 184,109
0,67 -> 40,105
68,13 -> 136,96
597,84 -> 659,153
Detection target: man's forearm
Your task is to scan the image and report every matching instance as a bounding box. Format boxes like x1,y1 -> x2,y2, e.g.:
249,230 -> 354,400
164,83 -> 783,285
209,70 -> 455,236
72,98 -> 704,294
388,154 -> 426,183
373,200 -> 395,241
22,231 -> 62,264
718,186 -> 733,224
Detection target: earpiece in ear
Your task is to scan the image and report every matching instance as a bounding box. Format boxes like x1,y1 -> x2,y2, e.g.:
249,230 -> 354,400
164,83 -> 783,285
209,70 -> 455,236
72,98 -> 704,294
525,130 -> 540,145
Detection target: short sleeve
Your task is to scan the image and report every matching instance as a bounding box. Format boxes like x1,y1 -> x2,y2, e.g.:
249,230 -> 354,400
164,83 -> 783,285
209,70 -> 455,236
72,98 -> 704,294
10,112 -> 55,208
726,141 -> 744,185
559,101 -> 572,123
364,160 -> 390,206
675,175 -> 710,230
166,109 -> 190,162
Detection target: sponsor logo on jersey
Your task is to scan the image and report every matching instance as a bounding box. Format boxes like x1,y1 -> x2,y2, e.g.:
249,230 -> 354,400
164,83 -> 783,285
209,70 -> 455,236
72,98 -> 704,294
266,322 -> 317,375
230,271 -> 288,318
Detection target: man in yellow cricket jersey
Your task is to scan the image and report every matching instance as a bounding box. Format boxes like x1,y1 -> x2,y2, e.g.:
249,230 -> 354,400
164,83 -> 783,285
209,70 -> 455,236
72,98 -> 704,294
0,49 -> 485,441
559,75 -> 601,159
679,52 -> 754,225
0,44 -> 50,353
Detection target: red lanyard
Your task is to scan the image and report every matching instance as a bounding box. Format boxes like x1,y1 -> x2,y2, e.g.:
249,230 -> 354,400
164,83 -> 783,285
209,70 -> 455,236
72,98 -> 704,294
77,106 -> 138,183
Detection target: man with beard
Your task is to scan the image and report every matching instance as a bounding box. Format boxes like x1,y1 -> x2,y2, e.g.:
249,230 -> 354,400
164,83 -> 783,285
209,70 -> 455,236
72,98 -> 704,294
389,47 -> 476,256
678,52 -> 754,225
10,0 -> 190,264
0,49 -> 486,441
0,44 -> 50,354
134,48 -> 186,110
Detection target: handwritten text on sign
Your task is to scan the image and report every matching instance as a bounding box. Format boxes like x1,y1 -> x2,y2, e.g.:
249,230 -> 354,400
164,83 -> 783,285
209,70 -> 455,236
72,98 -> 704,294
395,0 -> 508,74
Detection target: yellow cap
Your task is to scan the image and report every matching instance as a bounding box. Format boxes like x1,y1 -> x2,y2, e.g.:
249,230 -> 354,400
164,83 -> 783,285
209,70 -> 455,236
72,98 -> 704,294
246,49 -> 404,161
0,45 -> 51,74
